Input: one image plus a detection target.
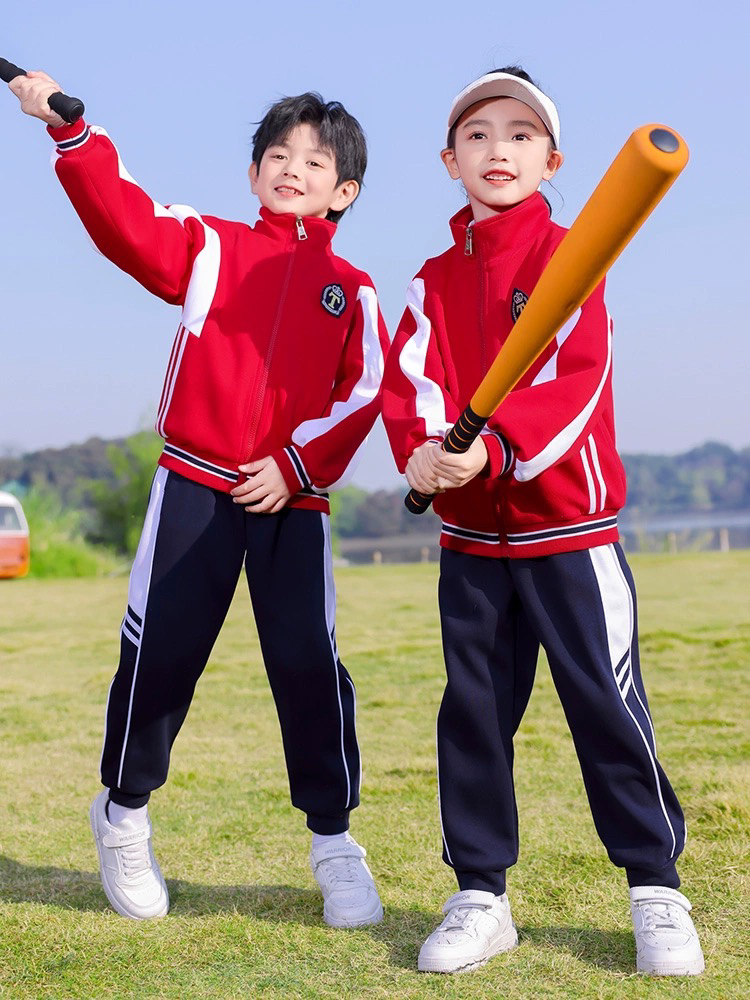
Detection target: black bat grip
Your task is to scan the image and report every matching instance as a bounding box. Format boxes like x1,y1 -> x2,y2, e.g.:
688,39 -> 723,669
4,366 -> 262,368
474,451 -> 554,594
48,91 -> 85,124
0,58 -> 84,124
0,58 -> 25,82
404,404 -> 488,514
404,488 -> 436,515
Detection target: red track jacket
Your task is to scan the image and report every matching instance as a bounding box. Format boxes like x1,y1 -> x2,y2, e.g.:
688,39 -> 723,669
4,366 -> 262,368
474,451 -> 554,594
48,119 -> 389,513
383,193 -> 626,557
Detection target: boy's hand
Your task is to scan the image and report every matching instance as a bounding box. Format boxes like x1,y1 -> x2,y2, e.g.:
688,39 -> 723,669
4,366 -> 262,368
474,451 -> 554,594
430,436 -> 489,488
405,441 -> 448,494
232,456 -> 291,514
8,70 -> 67,127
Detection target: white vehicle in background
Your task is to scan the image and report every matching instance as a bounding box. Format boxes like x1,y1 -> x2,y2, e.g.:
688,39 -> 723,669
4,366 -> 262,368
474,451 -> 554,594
0,491 -> 30,578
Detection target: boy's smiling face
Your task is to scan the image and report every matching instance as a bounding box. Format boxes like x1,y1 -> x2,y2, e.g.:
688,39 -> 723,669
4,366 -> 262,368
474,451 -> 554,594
442,97 -> 563,221
249,123 -> 359,220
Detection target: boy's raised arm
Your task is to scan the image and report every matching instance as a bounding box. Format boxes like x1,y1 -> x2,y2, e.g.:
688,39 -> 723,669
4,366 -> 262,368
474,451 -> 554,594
9,71 -> 203,306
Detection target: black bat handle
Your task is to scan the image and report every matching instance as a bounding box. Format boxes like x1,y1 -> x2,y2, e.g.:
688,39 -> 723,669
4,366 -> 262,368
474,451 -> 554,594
0,58 -> 85,124
403,488 -> 436,515
48,91 -> 85,125
404,404 -> 488,514
0,58 -> 26,81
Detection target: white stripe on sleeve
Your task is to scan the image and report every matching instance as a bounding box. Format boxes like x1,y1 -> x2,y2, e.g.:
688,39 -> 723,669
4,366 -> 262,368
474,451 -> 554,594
514,311 -> 613,482
88,128 -> 221,337
399,278 -> 453,440
530,309 -> 581,386
161,205 -> 221,337
588,434 -> 608,511
291,286 -> 385,492
580,444 -> 597,515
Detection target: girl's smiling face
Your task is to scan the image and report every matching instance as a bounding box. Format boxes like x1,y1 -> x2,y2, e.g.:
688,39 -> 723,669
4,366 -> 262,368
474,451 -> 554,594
442,97 -> 563,221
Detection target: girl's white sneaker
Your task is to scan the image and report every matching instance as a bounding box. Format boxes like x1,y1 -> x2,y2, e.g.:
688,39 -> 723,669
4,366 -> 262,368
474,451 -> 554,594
418,890 -> 518,973
89,790 -> 169,919
630,886 -> 705,975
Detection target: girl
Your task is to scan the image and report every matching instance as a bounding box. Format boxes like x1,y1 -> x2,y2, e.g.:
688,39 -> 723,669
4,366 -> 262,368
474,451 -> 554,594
382,66 -> 703,976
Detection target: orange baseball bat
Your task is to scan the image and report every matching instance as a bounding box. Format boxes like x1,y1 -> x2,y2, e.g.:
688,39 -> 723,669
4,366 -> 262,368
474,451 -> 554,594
405,124 -> 689,514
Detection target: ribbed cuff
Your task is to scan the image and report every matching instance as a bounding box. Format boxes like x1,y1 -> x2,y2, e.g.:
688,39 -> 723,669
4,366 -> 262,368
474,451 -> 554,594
47,118 -> 91,151
455,868 -> 507,895
273,445 -> 311,495
626,864 -> 680,890
480,431 -> 514,478
306,812 -> 350,835
108,787 -> 151,809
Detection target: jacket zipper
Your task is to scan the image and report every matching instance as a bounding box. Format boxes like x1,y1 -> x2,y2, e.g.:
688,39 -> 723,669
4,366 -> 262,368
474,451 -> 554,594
245,220 -> 305,457
476,233 -> 487,376
464,223 -> 487,375
474,226 -> 506,550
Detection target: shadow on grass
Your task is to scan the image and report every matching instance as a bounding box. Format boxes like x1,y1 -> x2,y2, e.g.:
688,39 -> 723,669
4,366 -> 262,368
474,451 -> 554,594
0,857 -> 635,972
518,923 -> 634,973
0,855 -> 434,970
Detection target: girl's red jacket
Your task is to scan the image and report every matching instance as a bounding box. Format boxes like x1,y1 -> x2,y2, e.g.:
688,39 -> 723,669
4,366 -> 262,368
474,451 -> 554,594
383,193 -> 626,558
47,119 -> 389,512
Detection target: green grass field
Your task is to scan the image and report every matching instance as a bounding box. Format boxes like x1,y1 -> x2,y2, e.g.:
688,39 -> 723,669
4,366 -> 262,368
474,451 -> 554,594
1,552 -> 748,999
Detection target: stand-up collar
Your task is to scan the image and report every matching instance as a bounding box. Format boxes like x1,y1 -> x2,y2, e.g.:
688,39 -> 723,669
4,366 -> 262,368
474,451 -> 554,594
255,206 -> 337,249
449,192 -> 551,256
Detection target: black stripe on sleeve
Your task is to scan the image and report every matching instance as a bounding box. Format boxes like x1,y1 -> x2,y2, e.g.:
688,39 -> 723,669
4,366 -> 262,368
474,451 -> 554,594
286,446 -> 311,489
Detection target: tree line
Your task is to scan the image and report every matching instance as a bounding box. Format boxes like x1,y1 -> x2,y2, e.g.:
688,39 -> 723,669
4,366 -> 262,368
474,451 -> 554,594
1,436 -> 749,557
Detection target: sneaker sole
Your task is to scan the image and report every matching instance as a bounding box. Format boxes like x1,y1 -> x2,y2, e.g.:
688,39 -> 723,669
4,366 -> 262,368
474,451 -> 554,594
418,925 -> 518,974
89,800 -> 169,920
638,959 -> 705,976
323,900 -> 384,928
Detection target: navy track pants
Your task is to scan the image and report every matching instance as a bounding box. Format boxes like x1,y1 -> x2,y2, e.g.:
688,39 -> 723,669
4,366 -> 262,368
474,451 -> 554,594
101,468 -> 359,834
437,544 -> 685,894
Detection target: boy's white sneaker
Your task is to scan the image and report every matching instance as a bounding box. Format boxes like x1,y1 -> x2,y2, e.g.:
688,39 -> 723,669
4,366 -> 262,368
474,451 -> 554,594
418,889 -> 518,973
310,834 -> 383,928
630,886 -> 704,975
90,790 -> 169,919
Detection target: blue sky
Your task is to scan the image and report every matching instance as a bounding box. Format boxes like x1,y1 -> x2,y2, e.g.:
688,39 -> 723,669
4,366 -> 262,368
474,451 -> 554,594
2,0 -> 748,488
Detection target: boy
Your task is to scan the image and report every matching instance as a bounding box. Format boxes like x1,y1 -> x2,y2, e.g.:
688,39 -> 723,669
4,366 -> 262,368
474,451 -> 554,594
382,67 -> 703,975
10,71 -> 388,926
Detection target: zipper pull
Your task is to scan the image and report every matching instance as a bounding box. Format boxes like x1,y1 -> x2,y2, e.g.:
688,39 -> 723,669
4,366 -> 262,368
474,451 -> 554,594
295,216 -> 308,241
464,226 -> 473,256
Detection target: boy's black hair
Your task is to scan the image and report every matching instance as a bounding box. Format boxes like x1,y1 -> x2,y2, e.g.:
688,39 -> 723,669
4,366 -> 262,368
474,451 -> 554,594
252,92 -> 367,224
446,65 -> 555,215
446,65 -> 543,151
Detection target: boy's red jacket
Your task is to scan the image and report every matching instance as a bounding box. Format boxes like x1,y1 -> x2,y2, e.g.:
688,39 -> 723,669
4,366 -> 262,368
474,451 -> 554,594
48,119 -> 389,512
383,193 -> 626,557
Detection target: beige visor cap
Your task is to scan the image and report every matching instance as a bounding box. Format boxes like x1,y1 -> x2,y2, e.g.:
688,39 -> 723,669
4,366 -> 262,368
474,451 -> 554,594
447,72 -> 560,148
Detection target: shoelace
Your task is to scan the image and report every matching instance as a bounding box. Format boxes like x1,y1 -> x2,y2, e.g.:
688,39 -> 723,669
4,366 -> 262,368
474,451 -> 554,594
443,905 -> 488,934
322,855 -> 364,887
638,901 -> 687,932
119,839 -> 153,879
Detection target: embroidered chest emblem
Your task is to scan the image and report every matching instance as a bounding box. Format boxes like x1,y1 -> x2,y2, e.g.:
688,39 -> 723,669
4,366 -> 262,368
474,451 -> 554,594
511,288 -> 528,322
321,283 -> 347,317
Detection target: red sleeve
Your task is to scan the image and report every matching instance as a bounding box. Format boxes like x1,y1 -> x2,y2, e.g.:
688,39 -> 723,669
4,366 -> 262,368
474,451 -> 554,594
381,275 -> 460,472
47,119 -> 215,310
489,279 -> 613,481
273,284 -> 390,493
